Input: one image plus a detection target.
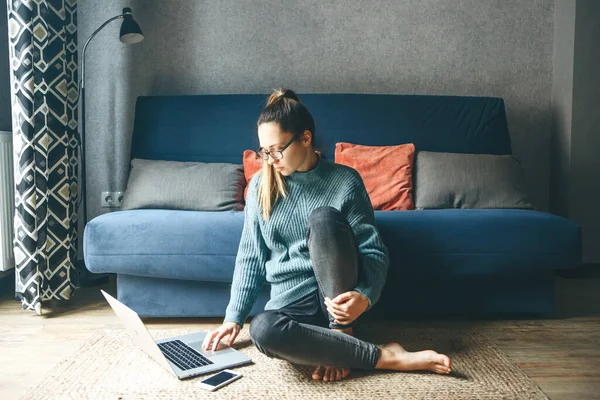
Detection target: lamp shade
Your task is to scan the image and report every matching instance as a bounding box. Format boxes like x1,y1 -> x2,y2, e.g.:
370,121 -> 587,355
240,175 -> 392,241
119,7 -> 143,44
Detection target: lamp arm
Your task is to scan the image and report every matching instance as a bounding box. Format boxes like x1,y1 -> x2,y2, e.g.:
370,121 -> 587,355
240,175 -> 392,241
79,14 -> 124,90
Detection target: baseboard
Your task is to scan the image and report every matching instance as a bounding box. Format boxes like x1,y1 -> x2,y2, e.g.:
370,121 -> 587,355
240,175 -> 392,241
555,263 -> 600,279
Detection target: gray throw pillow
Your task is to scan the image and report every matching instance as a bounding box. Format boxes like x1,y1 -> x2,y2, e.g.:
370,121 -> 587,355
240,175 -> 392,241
414,151 -> 535,210
121,159 -> 245,211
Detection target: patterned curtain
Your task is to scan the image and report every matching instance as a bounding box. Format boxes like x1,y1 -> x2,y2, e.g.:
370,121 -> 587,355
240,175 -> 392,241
7,0 -> 80,314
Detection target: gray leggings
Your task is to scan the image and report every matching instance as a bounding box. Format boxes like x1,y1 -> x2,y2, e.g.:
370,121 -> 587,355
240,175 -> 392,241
249,206 -> 381,370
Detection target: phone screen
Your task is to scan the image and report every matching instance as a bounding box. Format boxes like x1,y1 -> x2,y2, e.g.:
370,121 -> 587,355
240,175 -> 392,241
201,371 -> 236,387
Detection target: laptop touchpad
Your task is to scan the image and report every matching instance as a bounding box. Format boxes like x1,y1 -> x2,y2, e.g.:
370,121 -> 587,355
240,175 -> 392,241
190,340 -> 229,353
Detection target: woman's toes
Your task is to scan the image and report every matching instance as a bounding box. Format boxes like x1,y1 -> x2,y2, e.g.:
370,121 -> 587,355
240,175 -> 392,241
433,363 -> 451,374
312,365 -> 324,381
432,353 -> 446,363
328,368 -> 336,382
438,354 -> 451,368
314,366 -> 351,382
432,354 -> 452,369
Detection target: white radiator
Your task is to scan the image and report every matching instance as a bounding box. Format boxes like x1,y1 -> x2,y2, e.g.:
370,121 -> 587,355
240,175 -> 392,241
0,131 -> 15,272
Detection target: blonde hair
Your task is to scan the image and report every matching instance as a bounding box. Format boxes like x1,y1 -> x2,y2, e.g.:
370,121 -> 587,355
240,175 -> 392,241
256,88 -> 316,220
257,158 -> 288,220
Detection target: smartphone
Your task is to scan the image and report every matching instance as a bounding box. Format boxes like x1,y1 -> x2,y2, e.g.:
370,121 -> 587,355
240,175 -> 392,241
197,369 -> 242,391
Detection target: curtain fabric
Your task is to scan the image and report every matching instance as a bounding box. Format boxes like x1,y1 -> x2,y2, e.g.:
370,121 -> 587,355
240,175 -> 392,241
7,0 -> 79,314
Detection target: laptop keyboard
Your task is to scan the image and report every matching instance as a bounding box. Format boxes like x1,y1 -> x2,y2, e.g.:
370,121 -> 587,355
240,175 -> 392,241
157,339 -> 214,371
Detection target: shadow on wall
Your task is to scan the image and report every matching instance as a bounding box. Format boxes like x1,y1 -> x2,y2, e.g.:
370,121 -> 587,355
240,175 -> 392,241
503,105 -> 552,212
549,101 -> 570,218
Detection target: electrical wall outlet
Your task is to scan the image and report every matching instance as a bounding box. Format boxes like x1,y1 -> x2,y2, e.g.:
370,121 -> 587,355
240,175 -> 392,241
101,191 -> 124,208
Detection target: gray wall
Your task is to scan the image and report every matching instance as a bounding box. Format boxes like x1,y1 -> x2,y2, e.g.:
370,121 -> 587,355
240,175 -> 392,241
569,0 -> 600,263
78,1 -> 556,257
550,0 -> 575,219
0,4 -> 11,131
551,0 -> 600,263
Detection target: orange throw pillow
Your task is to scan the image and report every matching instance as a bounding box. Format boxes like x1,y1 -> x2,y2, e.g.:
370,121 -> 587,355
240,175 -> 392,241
334,142 -> 415,210
243,150 -> 264,201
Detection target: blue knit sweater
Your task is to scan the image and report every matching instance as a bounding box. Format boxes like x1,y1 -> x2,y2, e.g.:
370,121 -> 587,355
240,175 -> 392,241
224,156 -> 389,327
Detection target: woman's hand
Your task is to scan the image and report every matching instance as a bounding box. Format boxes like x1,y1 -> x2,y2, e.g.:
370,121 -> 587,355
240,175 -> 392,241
324,290 -> 369,325
201,321 -> 241,351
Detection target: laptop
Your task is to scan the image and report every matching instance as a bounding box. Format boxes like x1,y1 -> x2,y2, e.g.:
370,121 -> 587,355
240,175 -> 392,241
101,290 -> 252,379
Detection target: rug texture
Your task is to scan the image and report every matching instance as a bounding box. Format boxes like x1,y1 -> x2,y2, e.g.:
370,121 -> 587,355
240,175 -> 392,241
21,325 -> 548,399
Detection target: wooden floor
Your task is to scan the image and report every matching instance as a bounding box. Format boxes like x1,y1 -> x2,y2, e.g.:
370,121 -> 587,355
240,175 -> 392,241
1,276 -> 599,400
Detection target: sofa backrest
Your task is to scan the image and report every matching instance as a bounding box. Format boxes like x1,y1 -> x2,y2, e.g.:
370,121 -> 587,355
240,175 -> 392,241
130,94 -> 511,164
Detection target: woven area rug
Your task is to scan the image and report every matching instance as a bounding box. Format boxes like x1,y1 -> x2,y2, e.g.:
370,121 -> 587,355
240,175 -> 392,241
22,325 -> 548,399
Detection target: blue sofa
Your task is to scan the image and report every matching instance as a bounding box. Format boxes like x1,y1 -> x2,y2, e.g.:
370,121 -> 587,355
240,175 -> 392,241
84,94 -> 581,319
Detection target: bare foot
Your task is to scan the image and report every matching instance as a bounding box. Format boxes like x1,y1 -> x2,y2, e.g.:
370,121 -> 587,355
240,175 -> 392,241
311,327 -> 353,382
311,365 -> 351,382
375,342 -> 452,375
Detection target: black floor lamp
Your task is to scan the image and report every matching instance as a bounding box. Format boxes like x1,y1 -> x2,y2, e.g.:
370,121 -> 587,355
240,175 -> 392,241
76,7 -> 144,286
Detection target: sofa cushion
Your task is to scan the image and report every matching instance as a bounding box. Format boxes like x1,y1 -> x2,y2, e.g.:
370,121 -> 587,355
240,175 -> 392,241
414,151 -> 535,210
84,209 -> 244,282
122,158 -> 245,212
375,209 -> 580,277
84,209 -> 580,282
334,142 -> 415,210
131,94 -> 513,164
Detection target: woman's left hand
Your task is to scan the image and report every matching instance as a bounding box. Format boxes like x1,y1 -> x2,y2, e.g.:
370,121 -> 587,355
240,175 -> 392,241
324,290 -> 369,325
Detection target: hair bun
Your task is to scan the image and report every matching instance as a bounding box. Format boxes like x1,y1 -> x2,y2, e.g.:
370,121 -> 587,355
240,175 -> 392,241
266,88 -> 300,106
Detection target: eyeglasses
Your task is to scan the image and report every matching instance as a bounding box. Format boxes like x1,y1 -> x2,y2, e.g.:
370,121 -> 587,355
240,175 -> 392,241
256,135 -> 298,160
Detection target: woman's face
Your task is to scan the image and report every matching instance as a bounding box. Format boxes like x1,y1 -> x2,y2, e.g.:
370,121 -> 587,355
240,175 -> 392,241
257,122 -> 313,176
